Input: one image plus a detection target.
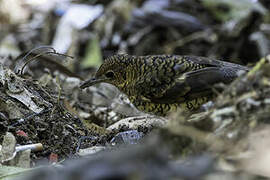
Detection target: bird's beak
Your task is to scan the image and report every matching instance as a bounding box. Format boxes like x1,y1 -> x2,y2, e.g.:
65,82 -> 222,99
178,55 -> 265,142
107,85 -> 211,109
80,77 -> 108,89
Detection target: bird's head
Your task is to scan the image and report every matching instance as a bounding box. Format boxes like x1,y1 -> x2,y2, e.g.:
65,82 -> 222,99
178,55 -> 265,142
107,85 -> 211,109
80,54 -> 132,89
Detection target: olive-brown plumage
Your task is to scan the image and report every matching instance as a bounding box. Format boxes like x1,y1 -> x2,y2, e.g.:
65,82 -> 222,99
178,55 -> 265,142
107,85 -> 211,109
80,54 -> 248,116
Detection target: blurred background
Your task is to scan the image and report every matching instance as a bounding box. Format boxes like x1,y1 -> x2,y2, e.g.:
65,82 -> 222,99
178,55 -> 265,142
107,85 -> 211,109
1,0 -> 269,74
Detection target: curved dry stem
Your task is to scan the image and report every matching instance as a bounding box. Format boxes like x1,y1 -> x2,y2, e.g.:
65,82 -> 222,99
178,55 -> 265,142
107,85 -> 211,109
18,46 -> 74,75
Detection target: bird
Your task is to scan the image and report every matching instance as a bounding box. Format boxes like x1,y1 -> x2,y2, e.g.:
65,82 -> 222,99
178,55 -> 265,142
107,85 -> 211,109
80,54 -> 249,116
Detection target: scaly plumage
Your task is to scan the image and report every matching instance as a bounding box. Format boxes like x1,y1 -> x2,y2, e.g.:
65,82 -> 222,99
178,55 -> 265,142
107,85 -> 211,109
80,54 -> 248,116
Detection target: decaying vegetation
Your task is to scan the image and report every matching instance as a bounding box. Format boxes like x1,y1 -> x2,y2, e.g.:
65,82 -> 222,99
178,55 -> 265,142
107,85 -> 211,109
0,0 -> 270,179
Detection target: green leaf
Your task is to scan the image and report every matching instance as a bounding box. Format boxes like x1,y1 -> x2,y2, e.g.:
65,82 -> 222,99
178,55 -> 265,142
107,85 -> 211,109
81,35 -> 102,68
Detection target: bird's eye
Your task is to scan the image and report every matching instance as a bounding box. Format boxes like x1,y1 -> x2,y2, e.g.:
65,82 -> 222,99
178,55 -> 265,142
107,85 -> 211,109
105,71 -> 115,78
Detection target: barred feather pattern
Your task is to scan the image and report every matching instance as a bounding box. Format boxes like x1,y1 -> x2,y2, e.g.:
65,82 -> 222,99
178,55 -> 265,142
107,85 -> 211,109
84,54 -> 248,116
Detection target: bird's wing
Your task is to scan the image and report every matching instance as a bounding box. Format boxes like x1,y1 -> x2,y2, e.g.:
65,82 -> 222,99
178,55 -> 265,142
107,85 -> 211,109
181,55 -> 249,71
138,55 -> 248,104
146,66 -> 245,104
